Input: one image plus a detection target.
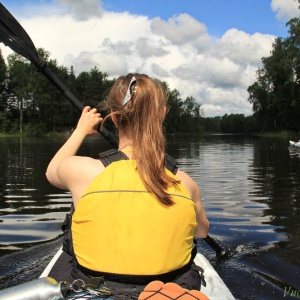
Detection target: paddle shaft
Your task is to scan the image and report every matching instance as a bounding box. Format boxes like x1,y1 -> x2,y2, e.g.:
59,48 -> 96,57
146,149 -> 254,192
204,235 -> 224,255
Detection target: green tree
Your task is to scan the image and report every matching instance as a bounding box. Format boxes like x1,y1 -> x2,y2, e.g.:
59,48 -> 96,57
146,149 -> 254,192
7,53 -> 32,133
221,114 -> 245,133
65,65 -> 79,125
244,115 -> 259,133
164,87 -> 183,133
286,18 -> 300,130
203,117 -> 221,133
76,67 -> 111,108
0,49 -> 7,112
6,48 -> 79,134
248,18 -> 300,132
25,49 -> 73,133
181,96 -> 204,133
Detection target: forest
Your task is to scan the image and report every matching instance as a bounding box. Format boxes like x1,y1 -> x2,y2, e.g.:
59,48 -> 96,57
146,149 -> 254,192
0,17 -> 300,136
248,18 -> 300,133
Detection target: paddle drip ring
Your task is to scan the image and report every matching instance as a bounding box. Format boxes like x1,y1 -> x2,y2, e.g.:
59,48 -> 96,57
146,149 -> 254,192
71,279 -> 86,292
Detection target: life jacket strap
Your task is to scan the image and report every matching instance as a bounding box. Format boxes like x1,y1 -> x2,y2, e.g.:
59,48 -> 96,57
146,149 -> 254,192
99,149 -> 128,167
99,149 -> 178,174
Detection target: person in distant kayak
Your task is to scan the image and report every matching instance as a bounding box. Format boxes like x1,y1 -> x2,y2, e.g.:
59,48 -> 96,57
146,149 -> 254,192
46,73 -> 209,298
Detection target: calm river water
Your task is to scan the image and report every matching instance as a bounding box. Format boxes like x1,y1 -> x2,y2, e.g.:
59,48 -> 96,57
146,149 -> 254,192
0,134 -> 299,299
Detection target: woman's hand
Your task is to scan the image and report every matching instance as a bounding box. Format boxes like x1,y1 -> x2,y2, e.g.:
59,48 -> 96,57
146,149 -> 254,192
76,106 -> 103,137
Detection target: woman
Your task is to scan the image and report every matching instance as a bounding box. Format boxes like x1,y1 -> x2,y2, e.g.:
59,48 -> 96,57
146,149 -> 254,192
46,73 -> 209,298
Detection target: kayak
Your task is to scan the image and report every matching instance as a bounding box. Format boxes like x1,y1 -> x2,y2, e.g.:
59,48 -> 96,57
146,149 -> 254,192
289,140 -> 300,148
194,253 -> 235,300
0,247 -> 235,299
41,247 -> 235,299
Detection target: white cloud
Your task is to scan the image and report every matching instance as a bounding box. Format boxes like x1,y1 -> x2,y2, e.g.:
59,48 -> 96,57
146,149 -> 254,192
201,88 -> 253,117
54,0 -> 104,20
151,63 -> 169,77
150,14 -> 211,51
0,1 -> 280,117
135,37 -> 169,58
102,38 -> 132,56
215,29 -> 275,65
64,51 -> 129,76
171,56 -> 243,88
271,0 -> 300,21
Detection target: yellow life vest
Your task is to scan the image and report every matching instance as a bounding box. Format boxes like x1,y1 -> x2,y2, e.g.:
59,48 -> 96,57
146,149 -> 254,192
72,160 -> 197,276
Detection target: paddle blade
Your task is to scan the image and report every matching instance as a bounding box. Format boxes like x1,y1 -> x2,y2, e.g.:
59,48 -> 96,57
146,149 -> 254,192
0,3 -> 38,59
204,235 -> 233,260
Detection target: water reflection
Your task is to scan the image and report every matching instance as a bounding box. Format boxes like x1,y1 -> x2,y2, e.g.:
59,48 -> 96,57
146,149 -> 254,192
248,137 -> 300,266
168,135 -> 284,246
0,138 -> 73,255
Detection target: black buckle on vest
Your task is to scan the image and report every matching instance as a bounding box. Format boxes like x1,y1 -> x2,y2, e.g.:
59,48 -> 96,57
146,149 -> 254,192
99,149 -> 128,167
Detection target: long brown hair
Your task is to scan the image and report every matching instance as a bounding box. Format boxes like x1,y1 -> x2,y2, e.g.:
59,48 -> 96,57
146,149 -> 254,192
101,73 -> 178,206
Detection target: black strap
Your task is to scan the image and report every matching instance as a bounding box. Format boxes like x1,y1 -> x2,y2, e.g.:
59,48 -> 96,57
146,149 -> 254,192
99,149 -> 178,175
61,204 -> 74,256
99,149 -> 128,167
165,153 -> 178,175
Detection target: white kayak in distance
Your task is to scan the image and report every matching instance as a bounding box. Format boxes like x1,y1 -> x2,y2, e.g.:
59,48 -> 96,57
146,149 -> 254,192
0,247 -> 235,300
289,140 -> 300,149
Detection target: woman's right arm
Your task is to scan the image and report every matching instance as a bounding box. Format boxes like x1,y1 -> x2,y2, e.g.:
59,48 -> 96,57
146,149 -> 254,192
46,106 -> 102,190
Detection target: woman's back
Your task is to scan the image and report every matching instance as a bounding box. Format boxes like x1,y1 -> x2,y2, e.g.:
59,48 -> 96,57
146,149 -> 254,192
72,159 -> 197,275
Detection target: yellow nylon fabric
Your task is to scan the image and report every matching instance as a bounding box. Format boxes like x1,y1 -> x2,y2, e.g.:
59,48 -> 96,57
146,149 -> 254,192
72,160 -> 197,275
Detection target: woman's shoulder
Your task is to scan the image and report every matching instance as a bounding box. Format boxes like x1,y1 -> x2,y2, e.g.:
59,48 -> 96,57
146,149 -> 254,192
175,169 -> 199,197
63,155 -> 104,169
60,156 -> 106,204
59,156 -> 105,183
176,169 -> 195,183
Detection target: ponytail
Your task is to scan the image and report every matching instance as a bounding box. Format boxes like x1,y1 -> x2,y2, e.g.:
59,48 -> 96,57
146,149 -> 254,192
102,73 -> 178,206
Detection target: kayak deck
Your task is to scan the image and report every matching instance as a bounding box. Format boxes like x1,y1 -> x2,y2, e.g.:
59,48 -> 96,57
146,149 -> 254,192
194,253 -> 235,299
40,248 -> 235,299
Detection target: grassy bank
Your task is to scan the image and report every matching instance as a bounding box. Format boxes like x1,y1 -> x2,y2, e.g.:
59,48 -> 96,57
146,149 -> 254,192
0,132 -> 24,138
257,130 -> 299,139
0,131 -> 69,138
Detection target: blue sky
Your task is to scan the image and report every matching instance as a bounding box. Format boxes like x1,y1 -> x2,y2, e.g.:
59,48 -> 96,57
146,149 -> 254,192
102,0 -> 289,37
4,0 -> 291,37
0,0 -> 299,116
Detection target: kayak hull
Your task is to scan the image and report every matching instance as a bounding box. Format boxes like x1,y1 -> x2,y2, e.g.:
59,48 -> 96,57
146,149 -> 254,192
194,252 -> 234,300
289,140 -> 300,149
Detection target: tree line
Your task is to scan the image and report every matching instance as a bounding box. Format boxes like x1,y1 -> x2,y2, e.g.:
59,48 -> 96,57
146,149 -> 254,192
0,17 -> 299,136
0,48 -> 258,136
